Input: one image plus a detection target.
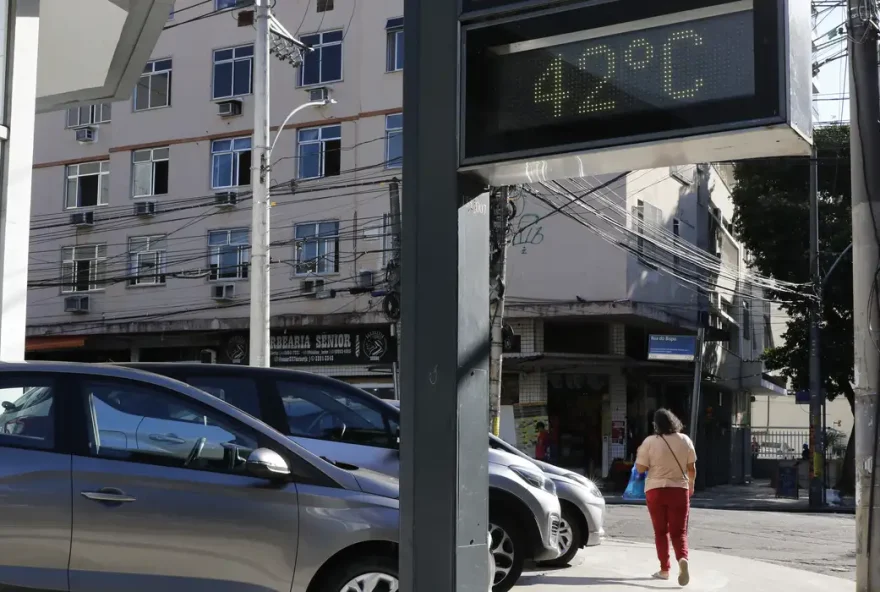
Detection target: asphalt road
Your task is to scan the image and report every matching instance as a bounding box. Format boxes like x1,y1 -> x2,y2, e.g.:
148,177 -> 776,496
603,505 -> 856,581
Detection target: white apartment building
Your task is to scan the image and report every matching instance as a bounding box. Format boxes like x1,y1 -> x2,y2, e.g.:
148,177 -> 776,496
26,0 -> 782,485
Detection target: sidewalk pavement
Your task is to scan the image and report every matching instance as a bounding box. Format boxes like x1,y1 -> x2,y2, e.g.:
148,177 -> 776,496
603,480 -> 855,513
519,540 -> 853,591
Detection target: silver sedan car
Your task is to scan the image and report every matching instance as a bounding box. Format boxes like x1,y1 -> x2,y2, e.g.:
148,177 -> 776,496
0,362 -> 405,592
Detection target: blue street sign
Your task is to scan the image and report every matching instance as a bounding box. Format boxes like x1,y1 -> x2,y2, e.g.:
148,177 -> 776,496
648,335 -> 697,362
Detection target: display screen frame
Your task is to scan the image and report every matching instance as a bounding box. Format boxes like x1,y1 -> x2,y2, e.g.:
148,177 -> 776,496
460,0 -> 787,166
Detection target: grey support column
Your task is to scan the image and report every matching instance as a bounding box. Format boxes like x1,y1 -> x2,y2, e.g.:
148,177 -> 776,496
399,0 -> 491,589
0,0 -> 40,361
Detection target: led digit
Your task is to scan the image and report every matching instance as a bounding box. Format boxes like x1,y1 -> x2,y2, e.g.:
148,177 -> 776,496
624,38 -> 654,70
663,30 -> 705,100
578,44 -> 617,114
534,55 -> 570,118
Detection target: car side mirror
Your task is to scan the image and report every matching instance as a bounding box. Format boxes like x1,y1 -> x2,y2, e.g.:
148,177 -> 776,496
1,401 -> 16,411
246,448 -> 291,480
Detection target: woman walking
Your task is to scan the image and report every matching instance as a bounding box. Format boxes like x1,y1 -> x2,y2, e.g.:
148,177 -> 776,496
635,409 -> 697,586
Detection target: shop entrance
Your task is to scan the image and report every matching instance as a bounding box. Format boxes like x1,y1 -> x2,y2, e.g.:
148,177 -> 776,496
546,373 -> 608,477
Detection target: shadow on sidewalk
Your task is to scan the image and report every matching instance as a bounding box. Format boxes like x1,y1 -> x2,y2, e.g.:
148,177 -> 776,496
518,574 -> 671,589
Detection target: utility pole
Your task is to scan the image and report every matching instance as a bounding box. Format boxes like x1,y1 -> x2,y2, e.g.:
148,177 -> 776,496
489,186 -> 510,436
848,1 -> 880,589
388,178 -> 402,399
688,327 -> 705,442
249,0 -> 272,367
809,145 -> 825,508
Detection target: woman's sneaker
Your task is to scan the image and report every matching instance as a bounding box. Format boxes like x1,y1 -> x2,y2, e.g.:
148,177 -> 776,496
678,558 -> 690,586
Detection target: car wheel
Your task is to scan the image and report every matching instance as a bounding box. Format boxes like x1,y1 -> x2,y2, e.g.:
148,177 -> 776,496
322,554 -> 399,592
489,513 -> 525,592
541,505 -> 583,567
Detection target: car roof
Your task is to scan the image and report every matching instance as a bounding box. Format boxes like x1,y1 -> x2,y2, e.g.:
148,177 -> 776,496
122,362 -> 403,415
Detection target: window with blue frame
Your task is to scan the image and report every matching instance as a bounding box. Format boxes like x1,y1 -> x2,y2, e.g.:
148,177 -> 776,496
294,221 -> 339,275
213,45 -> 254,100
299,30 -> 343,86
297,125 -> 341,179
385,114 -> 402,168
211,137 -> 252,189
386,18 -> 403,72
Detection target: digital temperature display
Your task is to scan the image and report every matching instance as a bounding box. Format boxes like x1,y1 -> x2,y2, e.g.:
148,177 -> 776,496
463,0 -> 782,164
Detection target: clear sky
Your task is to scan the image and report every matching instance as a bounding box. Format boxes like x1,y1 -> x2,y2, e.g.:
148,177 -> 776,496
813,4 -> 849,125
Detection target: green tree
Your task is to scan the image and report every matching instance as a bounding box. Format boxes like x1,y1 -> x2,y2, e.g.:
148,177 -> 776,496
730,124 -> 855,493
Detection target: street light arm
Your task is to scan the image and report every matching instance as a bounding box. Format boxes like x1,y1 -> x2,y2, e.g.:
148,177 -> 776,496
822,242 -> 853,291
269,99 -> 335,157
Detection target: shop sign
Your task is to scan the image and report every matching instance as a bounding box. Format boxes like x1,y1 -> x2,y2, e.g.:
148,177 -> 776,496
647,334 -> 696,361
223,326 -> 397,366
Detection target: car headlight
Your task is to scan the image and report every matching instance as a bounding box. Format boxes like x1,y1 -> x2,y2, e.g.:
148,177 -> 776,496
564,473 -> 603,498
510,465 -> 556,494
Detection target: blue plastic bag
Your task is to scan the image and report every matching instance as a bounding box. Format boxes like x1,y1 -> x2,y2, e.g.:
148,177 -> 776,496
622,465 -> 647,500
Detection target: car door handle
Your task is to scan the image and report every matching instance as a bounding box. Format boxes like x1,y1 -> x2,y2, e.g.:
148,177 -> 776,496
81,488 -> 136,503
149,433 -> 186,444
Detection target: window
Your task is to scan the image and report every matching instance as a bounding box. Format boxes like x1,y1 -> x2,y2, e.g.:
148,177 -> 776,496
385,18 -> 403,72
184,375 -> 261,419
66,161 -> 109,209
211,137 -> 252,189
215,0 -> 238,8
0,379 -> 56,451
277,381 -> 398,448
66,103 -> 111,128
213,44 -> 254,99
129,236 -> 167,286
62,245 -> 107,293
385,114 -> 402,168
132,147 -> 169,197
299,30 -> 343,86
82,378 -> 259,475
295,221 -> 339,275
208,229 -> 249,280
316,0 -> 333,11
297,125 -> 341,179
633,199 -> 661,268
135,59 -> 172,111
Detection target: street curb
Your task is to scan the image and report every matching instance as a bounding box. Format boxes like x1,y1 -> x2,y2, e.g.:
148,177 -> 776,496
605,498 -> 855,514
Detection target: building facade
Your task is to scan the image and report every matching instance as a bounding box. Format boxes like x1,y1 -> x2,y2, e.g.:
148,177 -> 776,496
26,0 -> 784,486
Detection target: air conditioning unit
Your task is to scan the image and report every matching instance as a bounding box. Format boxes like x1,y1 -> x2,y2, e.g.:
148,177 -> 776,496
300,279 -> 316,295
218,99 -> 243,117
134,201 -> 157,216
63,295 -> 90,313
308,87 -> 331,102
199,349 -> 218,364
358,270 -> 375,289
211,284 -> 235,300
70,211 -> 95,226
75,127 -> 96,143
215,192 -> 237,207
211,284 -> 236,300
315,279 -> 334,299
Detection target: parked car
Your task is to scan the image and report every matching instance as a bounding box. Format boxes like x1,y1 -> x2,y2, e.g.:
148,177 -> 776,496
123,363 -> 561,592
488,433 -> 606,565
0,362 -> 401,592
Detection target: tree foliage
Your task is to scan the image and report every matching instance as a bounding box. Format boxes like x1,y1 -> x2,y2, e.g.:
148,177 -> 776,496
731,125 -> 854,492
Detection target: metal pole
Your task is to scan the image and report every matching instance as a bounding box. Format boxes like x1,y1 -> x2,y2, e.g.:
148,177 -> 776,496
389,179 -> 402,401
848,2 -> 880,588
688,327 -> 705,441
809,145 -> 825,508
489,186 -> 510,436
249,0 -> 271,367
400,0 -> 490,587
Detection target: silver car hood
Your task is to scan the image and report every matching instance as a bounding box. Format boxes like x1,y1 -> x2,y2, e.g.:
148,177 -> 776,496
489,447 -> 538,470
349,466 -> 401,500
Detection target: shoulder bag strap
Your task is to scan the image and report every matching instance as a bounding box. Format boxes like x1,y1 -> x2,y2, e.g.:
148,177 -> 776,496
660,435 -> 688,481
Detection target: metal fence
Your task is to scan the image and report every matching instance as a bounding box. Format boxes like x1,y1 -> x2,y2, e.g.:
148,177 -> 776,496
750,427 -> 848,460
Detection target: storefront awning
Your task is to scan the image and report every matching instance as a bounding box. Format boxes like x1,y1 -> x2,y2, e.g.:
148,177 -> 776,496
26,336 -> 86,353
